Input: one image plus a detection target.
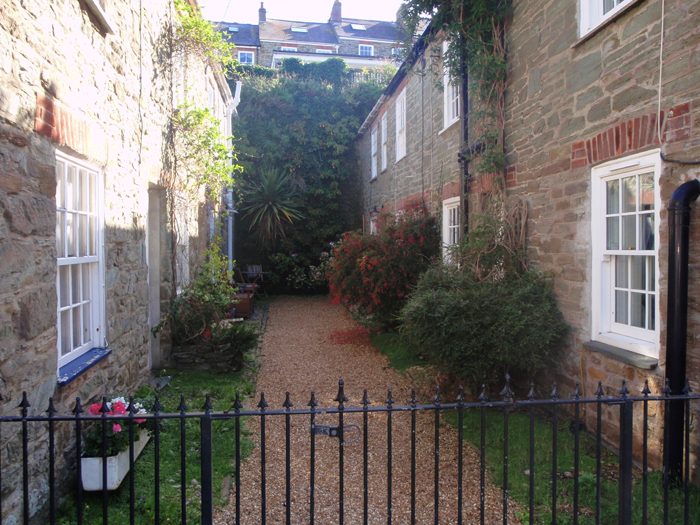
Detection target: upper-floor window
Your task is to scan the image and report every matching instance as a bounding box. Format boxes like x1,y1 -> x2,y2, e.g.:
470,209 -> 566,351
56,152 -> 104,368
442,41 -> 460,130
579,0 -> 634,37
371,126 -> 378,180
281,46 -> 297,52
591,150 -> 660,357
395,88 -> 406,162
359,45 -> 374,57
442,197 -> 461,258
239,51 -> 254,65
381,112 -> 388,172
316,48 -> 332,54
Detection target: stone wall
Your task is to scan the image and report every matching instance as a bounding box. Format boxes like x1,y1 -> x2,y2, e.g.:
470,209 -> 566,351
505,0 -> 700,473
0,0 -> 227,521
338,39 -> 395,59
358,41 -> 463,227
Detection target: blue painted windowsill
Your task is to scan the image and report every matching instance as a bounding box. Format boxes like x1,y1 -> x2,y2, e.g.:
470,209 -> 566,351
58,348 -> 112,387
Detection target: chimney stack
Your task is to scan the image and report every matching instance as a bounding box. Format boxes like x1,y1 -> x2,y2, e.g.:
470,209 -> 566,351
259,2 -> 266,23
330,1 -> 342,25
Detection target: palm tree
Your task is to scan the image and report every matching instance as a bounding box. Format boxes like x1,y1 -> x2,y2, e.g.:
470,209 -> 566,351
240,168 -> 304,249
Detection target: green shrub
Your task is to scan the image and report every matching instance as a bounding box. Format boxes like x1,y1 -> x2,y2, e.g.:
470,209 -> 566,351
399,265 -> 568,390
327,205 -> 440,327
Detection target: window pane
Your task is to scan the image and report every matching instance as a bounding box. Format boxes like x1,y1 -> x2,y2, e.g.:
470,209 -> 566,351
622,215 -> 636,250
56,161 -> 65,208
606,217 -> 619,250
79,215 -> 87,256
640,172 -> 654,211
604,0 -> 615,14
67,166 -> 76,211
83,304 -> 91,345
79,170 -> 88,211
89,172 -> 96,213
66,213 -> 76,257
56,212 -> 64,258
615,255 -> 628,287
60,310 -> 71,356
630,256 -> 646,290
71,264 -> 80,304
72,306 -> 81,350
606,179 -> 619,214
640,213 -> 654,250
89,217 -> 97,255
649,294 -> 655,330
621,176 -> 636,213
649,257 -> 655,291
615,290 -> 628,324
59,265 -> 70,307
630,292 -> 645,328
82,264 -> 91,301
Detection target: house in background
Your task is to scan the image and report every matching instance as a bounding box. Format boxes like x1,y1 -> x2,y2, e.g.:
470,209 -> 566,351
0,0 -> 233,521
356,0 -> 700,476
217,1 -> 401,70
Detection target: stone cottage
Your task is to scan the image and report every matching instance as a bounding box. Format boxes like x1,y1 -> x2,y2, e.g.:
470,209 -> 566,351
0,0 -> 233,521
357,0 -> 700,476
216,1 -> 401,70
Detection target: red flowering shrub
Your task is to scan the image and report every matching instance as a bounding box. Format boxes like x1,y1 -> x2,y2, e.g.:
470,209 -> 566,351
327,204 -> 440,327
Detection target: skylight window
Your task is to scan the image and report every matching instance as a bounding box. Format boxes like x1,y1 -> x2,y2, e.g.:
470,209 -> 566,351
228,26 -> 238,32
291,27 -> 308,33
350,24 -> 367,30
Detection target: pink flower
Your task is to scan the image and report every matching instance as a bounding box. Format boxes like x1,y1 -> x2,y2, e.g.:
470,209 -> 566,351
135,418 -> 146,424
112,424 -> 122,433
111,401 -> 127,415
88,404 -> 102,416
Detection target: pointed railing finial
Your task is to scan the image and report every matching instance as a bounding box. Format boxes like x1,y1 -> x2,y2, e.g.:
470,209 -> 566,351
335,380 -> 349,409
572,381 -> 582,399
307,391 -> 318,410
283,392 -> 294,410
550,382 -> 560,400
99,396 -> 109,415
478,384 -> 489,403
19,391 -> 31,416
456,385 -> 465,405
594,381 -> 604,398
128,396 -> 137,415
202,394 -> 213,412
682,378 -> 693,395
257,392 -> 268,411
386,388 -> 395,407
410,387 -> 419,407
47,397 -> 57,416
432,386 -> 442,406
641,380 -> 651,397
152,396 -> 163,414
233,393 -> 243,411
178,394 -> 188,413
620,379 -> 630,399
527,382 -> 538,401
72,397 -> 84,416
663,378 -> 672,397
500,374 -> 514,401
362,389 -> 371,408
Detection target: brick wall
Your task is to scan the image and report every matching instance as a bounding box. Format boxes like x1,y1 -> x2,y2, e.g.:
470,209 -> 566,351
357,41 -> 463,229
0,0 -> 226,520
505,0 -> 700,472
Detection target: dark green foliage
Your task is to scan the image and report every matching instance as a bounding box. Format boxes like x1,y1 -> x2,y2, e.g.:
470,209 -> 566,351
280,57 -> 350,86
230,61 -> 387,278
399,266 -> 568,389
370,332 -> 424,371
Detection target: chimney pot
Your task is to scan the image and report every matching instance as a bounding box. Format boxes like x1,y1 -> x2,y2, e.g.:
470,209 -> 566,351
330,1 -> 342,25
259,2 -> 266,23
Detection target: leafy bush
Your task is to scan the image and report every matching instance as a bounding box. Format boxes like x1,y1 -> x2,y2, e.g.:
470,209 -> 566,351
399,265 -> 568,390
327,205 -> 440,327
269,249 -> 334,293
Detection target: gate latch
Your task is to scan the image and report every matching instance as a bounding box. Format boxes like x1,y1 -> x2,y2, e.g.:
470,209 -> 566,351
312,424 -> 361,443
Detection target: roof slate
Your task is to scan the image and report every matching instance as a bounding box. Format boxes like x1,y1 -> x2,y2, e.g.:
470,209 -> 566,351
214,22 -> 260,47
334,18 -> 399,42
260,20 -> 338,44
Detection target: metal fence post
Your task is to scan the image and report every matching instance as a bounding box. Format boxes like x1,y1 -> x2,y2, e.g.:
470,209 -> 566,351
618,382 -> 633,525
201,395 -> 214,525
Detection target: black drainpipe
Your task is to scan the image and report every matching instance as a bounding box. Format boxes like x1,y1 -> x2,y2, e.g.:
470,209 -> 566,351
459,33 -> 469,231
664,178 -> 700,484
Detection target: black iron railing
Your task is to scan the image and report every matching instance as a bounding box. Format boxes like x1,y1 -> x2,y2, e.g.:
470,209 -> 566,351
1,377 -> 698,525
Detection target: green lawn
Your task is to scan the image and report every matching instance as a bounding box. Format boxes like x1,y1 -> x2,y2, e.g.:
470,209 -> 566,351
371,333 -> 700,525
57,364 -> 258,524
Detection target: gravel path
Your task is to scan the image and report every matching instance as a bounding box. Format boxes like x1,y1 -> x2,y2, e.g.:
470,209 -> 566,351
215,296 -> 520,524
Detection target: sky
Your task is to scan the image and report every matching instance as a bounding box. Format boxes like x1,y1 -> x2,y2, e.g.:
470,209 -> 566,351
199,0 -> 406,24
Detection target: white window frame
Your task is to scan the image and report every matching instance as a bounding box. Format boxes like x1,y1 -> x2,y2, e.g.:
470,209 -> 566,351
579,0 -> 634,38
370,126 -> 378,180
591,149 -> 661,357
316,48 -> 332,54
359,44 -> 374,57
381,112 -> 388,172
369,217 -> 378,235
442,41 -> 460,131
55,151 -> 105,368
238,51 -> 255,65
395,88 -> 407,162
442,197 -> 461,257
281,46 -> 297,52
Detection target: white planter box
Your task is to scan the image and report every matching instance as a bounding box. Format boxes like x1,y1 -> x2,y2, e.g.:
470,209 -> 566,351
81,429 -> 150,491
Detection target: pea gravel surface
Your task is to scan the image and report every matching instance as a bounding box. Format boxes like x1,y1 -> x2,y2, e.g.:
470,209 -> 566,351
215,296 -> 521,524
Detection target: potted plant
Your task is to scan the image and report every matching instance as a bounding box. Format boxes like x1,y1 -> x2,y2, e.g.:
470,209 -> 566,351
81,397 -> 151,491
